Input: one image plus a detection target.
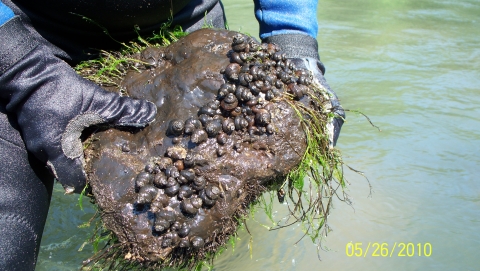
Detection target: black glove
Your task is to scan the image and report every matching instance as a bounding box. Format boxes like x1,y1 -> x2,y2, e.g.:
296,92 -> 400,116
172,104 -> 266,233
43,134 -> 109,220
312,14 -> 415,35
0,17 -> 157,193
263,34 -> 345,146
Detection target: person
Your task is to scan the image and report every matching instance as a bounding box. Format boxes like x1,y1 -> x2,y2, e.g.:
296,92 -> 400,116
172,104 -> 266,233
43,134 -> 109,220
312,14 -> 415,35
0,0 -> 344,269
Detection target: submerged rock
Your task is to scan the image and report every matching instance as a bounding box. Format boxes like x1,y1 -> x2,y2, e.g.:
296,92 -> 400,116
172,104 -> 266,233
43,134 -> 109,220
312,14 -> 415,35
84,29 -> 325,265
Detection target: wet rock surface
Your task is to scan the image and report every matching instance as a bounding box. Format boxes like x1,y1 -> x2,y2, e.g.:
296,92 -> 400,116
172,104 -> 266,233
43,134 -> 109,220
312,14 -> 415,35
85,29 -> 320,264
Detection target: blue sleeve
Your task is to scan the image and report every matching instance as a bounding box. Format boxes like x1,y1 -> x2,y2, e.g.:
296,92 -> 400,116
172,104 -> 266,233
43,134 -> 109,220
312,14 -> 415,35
0,1 -> 15,25
254,0 -> 319,40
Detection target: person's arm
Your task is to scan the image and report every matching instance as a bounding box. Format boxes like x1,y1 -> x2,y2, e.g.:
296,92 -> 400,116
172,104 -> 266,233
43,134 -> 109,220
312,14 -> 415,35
0,2 -> 157,193
254,0 -> 344,146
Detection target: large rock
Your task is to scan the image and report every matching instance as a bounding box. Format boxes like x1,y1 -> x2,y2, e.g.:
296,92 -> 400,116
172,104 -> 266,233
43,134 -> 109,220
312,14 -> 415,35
85,28 -> 323,266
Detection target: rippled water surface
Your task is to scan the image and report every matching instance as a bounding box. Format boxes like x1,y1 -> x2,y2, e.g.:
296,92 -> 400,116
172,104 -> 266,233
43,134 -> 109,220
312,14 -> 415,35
37,0 -> 480,270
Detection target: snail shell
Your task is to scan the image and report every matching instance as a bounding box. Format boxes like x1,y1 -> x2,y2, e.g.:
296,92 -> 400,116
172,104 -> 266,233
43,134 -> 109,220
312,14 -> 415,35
171,221 -> 181,231
255,109 -> 271,126
205,120 -> 223,137
232,42 -> 247,52
144,163 -> 158,174
155,157 -> 172,170
180,169 -> 196,182
205,185 -> 221,200
136,185 -> 158,204
235,86 -> 253,102
234,116 -> 248,131
135,172 -> 152,190
230,52 -> 243,64
199,189 -> 216,206
230,106 -> 243,117
174,160 -> 184,171
183,151 -> 195,168
150,200 -> 165,213
238,73 -> 253,86
178,185 -> 193,200
191,236 -> 205,250
266,124 -> 275,134
165,180 -> 180,196
288,83 -> 306,99
198,105 -> 217,117
217,146 -> 226,157
167,119 -> 184,136
184,118 -> 202,135
224,63 -> 241,80
191,129 -> 208,144
222,119 -> 235,135
154,218 -> 170,232
153,172 -> 168,187
265,90 -> 275,101
232,33 -> 246,45
178,223 -> 191,238
191,197 -> 203,209
217,132 -> 229,145
179,238 -> 190,248
166,145 -> 187,160
165,165 -> 180,178
220,93 -> 238,111
198,114 -> 212,126
177,175 -> 189,185
192,176 -> 206,191
155,194 -> 170,209
161,237 -> 172,248
181,198 -> 198,215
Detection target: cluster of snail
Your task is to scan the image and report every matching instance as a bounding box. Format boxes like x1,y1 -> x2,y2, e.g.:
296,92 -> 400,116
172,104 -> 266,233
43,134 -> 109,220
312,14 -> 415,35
131,33 -> 313,252
134,157 -> 218,250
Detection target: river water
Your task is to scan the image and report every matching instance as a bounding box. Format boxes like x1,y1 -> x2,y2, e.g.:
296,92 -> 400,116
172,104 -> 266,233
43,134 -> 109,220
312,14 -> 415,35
37,0 -> 480,270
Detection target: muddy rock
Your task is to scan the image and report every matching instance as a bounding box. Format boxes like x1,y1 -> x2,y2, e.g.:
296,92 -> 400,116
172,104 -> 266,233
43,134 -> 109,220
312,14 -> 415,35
85,29 -> 316,264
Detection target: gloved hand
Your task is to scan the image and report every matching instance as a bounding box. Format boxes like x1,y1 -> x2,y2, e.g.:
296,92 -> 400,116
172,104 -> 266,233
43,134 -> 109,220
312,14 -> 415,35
290,57 -> 345,147
0,17 -> 157,193
263,34 -> 345,146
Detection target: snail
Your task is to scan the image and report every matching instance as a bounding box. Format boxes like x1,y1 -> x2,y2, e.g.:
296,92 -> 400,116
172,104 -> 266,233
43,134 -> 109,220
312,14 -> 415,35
220,93 -> 238,111
135,172 -> 152,190
255,109 -> 271,126
136,185 -> 158,204
205,120 -> 223,137
191,236 -> 205,250
165,165 -> 180,178
224,63 -> 241,80
192,176 -> 206,191
234,115 -> 249,131
154,218 -> 171,232
181,198 -> 199,215
180,169 -> 196,182
199,189 -> 216,207
166,119 -> 184,136
216,132 -> 229,145
155,157 -> 172,170
205,185 -> 221,200
178,223 -> 191,238
177,185 -> 193,200
179,238 -> 190,248
191,129 -> 208,144
184,118 -> 202,135
230,52 -> 243,64
153,172 -> 168,187
183,151 -> 195,168
164,177 -> 180,197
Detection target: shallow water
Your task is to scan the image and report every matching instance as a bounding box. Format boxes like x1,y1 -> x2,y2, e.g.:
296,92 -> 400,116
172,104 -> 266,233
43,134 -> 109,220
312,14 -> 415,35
37,0 -> 480,270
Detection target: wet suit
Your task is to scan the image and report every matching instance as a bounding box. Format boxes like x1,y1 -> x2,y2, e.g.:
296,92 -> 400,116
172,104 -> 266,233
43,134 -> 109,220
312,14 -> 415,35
0,1 -> 333,270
